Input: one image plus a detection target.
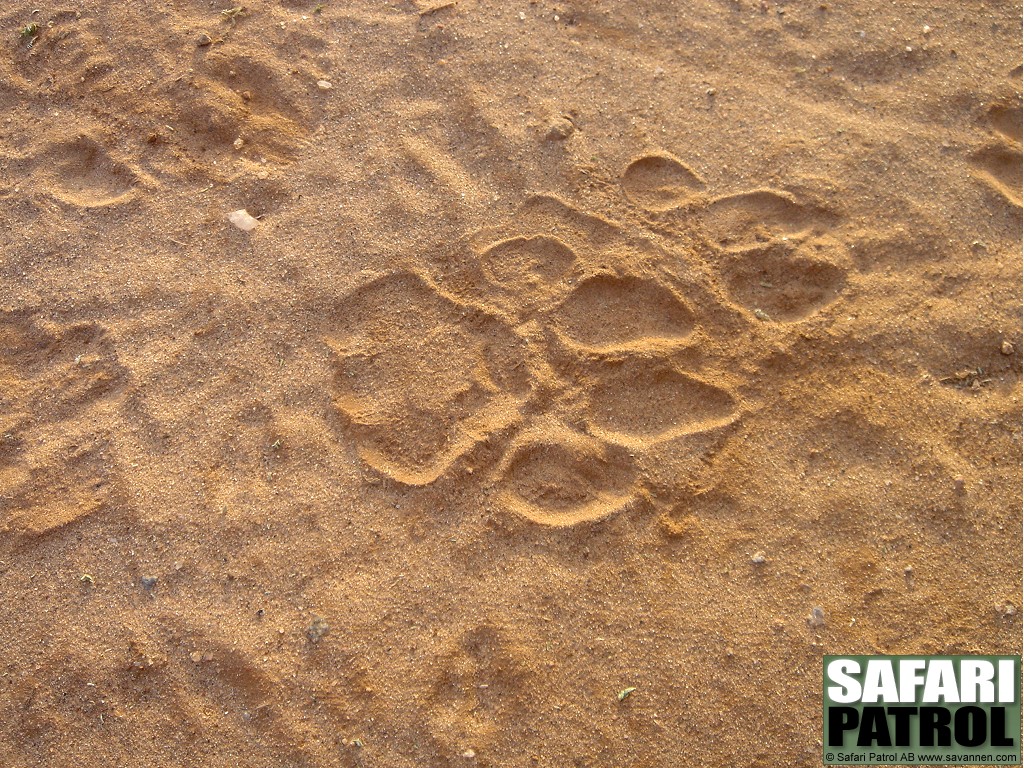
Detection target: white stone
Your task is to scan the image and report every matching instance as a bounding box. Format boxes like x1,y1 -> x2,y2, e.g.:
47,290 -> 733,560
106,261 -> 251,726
228,209 -> 259,231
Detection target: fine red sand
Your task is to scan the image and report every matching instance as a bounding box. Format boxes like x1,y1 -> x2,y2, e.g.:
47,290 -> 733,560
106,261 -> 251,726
1,1 -> 1021,766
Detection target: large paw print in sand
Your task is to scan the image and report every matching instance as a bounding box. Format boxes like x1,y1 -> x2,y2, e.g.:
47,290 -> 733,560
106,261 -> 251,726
0,313 -> 128,539
326,272 -> 533,487
328,152 -> 850,526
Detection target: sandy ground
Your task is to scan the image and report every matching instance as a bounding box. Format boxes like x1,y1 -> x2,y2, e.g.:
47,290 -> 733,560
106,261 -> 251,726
0,1 -> 1021,766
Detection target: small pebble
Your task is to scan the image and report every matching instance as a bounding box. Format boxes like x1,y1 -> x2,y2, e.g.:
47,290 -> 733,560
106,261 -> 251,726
1001,340 -> 1014,355
462,749 -> 477,759
545,116 -> 575,140
317,79 -> 333,90
228,209 -> 259,231
996,602 -> 1017,617
307,616 -> 330,642
751,551 -> 767,565
140,576 -> 158,591
196,32 -> 213,47
808,606 -> 826,628
233,137 -> 244,150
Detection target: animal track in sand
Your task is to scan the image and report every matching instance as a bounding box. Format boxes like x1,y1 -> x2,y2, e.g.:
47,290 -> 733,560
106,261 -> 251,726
988,103 -> 1023,143
328,154 -> 849,527
970,101 -> 1023,206
480,235 -> 577,297
720,242 -> 848,322
496,429 -> 637,527
701,189 -> 837,247
971,145 -> 1023,206
43,136 -> 137,207
327,272 -> 532,486
6,10 -> 115,92
167,52 -> 311,171
0,313 -> 127,538
428,626 -> 534,754
552,275 -> 695,351
620,153 -> 705,211
586,361 -> 738,449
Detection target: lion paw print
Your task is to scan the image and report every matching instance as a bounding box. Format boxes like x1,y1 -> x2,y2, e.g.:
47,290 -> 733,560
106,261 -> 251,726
328,153 -> 850,527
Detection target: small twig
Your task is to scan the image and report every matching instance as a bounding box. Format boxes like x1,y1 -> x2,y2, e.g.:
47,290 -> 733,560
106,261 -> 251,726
419,1 -> 455,16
